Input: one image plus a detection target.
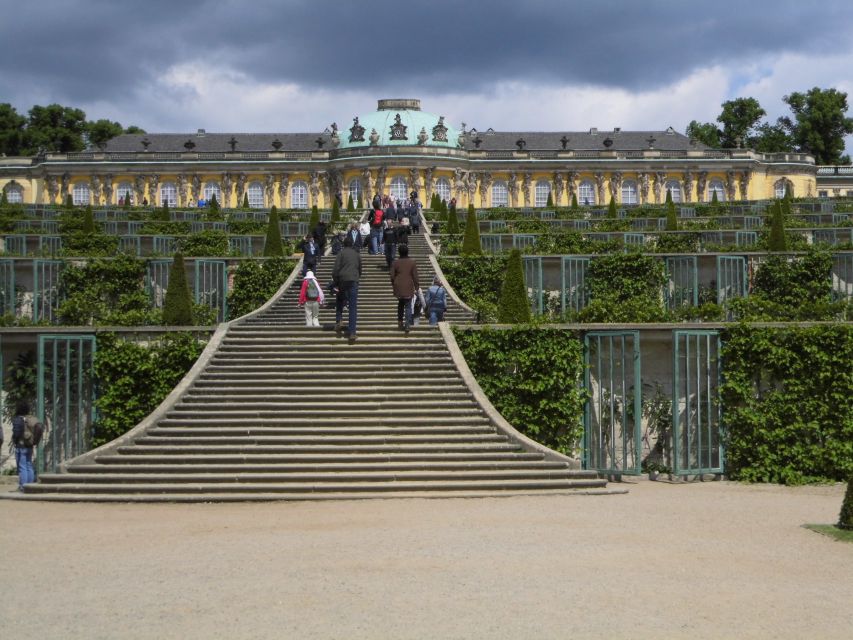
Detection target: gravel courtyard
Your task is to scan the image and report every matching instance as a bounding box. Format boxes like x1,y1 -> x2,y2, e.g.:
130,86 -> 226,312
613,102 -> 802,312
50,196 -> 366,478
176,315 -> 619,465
1,480 -> 850,639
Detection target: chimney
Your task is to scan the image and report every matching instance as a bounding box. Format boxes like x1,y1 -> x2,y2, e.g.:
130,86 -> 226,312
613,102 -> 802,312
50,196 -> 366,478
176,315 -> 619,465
197,129 -> 206,137
589,127 -> 598,135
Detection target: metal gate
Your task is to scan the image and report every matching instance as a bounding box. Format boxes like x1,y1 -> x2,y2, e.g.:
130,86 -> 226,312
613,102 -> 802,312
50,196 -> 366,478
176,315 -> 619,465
195,259 -> 228,321
146,259 -> 173,308
37,334 -> 97,473
672,330 -> 723,475
33,260 -> 63,323
561,256 -> 589,314
522,256 -> 543,315
832,253 -> 853,301
716,255 -> 747,306
584,331 -> 642,475
0,259 -> 14,316
665,256 -> 697,310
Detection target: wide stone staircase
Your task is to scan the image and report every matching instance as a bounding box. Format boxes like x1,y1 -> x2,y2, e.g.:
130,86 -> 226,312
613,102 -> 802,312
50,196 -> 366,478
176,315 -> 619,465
22,232 -> 615,501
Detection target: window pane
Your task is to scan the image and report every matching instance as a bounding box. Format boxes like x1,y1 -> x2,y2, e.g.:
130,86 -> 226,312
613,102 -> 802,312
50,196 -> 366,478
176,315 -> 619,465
435,178 -> 450,203
6,185 -> 23,203
390,177 -> 407,202
72,183 -> 90,206
160,183 -> 177,207
621,181 -> 637,205
491,181 -> 508,207
665,180 -> 682,203
348,179 -> 361,203
204,183 -> 221,202
535,180 -> 551,207
248,182 -> 264,208
291,181 -> 308,209
578,181 -> 595,206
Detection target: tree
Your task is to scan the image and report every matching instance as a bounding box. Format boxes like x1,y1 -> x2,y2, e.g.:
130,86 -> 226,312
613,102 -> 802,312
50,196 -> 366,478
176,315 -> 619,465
242,193 -> 250,209
780,87 -> 853,164
767,201 -> 788,252
839,476 -> 853,530
86,119 -> 124,149
686,120 -> 721,148
263,206 -> 284,256
124,125 -> 146,134
571,193 -> 579,209
462,203 -> 482,255
498,249 -> 531,323
23,104 -> 88,154
82,205 -> 96,233
607,196 -> 617,218
665,199 -> 678,231
208,193 -> 220,216
65,194 -> 74,209
546,191 -> 553,207
718,97 -> 766,148
162,253 -> 193,325
665,189 -> 673,205
356,192 -> 363,209
330,197 -> 341,232
346,193 -> 355,212
440,199 -> 448,221
447,202 -> 460,234
308,205 -> 320,232
0,103 -> 26,156
752,122 -> 793,153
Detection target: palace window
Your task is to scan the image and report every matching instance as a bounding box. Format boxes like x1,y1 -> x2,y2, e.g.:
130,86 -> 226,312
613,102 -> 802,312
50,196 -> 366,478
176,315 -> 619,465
665,180 -> 682,203
348,179 -> 362,205
160,182 -> 177,207
291,181 -> 308,209
72,182 -> 90,206
247,181 -> 264,208
204,182 -> 221,203
435,177 -> 451,204
774,179 -> 791,199
390,176 -> 407,202
621,180 -> 638,205
578,180 -> 596,206
117,182 -> 133,204
5,184 -> 23,204
818,190 -> 828,198
535,180 -> 551,207
707,180 -> 725,202
491,181 -> 508,207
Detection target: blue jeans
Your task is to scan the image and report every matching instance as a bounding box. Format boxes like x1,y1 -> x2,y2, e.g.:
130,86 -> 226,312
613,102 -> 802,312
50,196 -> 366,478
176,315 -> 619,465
369,229 -> 381,254
16,446 -> 34,488
335,281 -> 359,336
429,307 -> 446,325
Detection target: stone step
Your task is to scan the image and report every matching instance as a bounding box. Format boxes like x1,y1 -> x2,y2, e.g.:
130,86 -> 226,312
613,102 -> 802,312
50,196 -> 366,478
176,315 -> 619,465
148,425 -> 496,437
133,433 -> 508,446
91,451 -> 550,464
156,415 -> 490,426
180,391 -> 474,402
115,442 -> 526,455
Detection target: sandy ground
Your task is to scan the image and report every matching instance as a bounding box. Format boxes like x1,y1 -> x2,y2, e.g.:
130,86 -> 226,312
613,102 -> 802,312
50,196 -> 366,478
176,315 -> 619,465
0,480 -> 850,640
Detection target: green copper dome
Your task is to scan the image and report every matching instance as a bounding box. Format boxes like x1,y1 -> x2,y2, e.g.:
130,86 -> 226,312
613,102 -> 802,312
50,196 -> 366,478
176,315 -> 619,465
336,99 -> 460,149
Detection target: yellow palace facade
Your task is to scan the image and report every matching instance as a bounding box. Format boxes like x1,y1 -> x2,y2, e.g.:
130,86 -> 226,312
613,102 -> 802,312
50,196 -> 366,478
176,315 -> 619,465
0,99 -> 816,209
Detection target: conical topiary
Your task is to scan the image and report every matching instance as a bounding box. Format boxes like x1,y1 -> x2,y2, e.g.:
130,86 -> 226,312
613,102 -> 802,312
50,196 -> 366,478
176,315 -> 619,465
571,193 -> 579,209
546,191 -> 553,207
242,193 -> 250,209
666,199 -> 678,231
839,476 -> 853,530
263,205 -> 283,256
162,252 -> 193,325
440,199 -> 448,221
330,198 -> 340,232
665,189 -> 673,205
356,192 -> 363,209
308,205 -> 320,232
65,193 -> 74,209
82,205 -> 96,233
208,193 -> 220,215
462,203 -> 483,255
447,202 -> 460,234
498,249 -> 531,324
608,196 -> 617,218
711,189 -> 719,206
346,193 -> 355,212
0,190 -> 7,206
768,200 -> 788,252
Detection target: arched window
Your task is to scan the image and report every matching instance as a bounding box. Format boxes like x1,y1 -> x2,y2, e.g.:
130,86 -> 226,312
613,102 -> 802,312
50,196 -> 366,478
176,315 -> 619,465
621,180 -> 638,205
535,180 -> 551,207
117,182 -> 133,205
390,176 -> 407,202
491,181 -> 508,208
160,182 -> 177,207
247,181 -> 264,208
203,182 -> 221,203
707,180 -> 726,202
348,179 -> 362,205
72,182 -> 90,206
435,177 -> 451,204
291,181 -> 308,209
5,184 -> 23,204
578,180 -> 596,206
665,180 -> 682,203
774,179 -> 792,199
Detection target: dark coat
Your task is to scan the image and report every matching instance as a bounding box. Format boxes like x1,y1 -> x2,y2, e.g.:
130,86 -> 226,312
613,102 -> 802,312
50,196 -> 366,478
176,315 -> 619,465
302,239 -> 319,265
332,246 -> 362,284
390,257 -> 419,299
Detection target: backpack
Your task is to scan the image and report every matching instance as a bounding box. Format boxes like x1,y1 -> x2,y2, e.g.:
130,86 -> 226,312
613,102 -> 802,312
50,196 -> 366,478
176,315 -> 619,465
306,278 -> 320,299
373,209 -> 384,225
19,415 -> 44,448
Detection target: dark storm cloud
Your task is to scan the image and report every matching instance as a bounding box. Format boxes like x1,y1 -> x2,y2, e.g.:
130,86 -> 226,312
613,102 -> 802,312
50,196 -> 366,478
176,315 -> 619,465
1,0 -> 852,107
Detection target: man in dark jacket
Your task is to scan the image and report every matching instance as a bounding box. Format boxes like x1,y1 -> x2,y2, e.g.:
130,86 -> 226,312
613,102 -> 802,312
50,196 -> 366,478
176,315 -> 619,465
301,233 -> 319,276
390,243 -> 419,333
332,235 -> 362,343
383,221 -> 398,268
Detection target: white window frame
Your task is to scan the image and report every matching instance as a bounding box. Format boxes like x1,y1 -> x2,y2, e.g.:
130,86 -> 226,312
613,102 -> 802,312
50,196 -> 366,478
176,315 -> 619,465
247,181 -> 264,209
5,184 -> 23,203
117,182 -> 133,205
291,181 -> 308,209
348,179 -> 362,205
203,182 -> 221,203
707,180 -> 726,202
160,182 -> 177,207
578,180 -> 596,206
72,182 -> 90,206
774,179 -> 792,199
535,180 -> 551,207
435,178 -> 451,204
390,176 -> 407,202
491,181 -> 508,207
621,180 -> 638,205
665,180 -> 682,203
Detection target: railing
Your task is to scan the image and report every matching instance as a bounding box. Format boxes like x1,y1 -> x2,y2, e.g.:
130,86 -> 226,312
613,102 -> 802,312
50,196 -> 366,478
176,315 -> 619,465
817,165 -> 853,175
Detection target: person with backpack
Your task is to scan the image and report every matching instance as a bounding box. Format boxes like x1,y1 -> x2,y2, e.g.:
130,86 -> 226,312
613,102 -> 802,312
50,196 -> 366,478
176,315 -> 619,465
298,270 -> 325,327
368,207 -> 384,254
11,401 -> 44,491
424,276 -> 448,325
390,243 -> 419,333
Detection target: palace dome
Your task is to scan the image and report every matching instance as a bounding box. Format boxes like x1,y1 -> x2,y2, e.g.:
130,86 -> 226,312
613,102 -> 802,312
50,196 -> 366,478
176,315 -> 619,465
336,99 -> 459,149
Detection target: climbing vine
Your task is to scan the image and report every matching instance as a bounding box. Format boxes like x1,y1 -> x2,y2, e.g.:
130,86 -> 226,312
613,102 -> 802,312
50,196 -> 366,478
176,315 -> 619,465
227,257 -> 297,319
453,326 -> 586,456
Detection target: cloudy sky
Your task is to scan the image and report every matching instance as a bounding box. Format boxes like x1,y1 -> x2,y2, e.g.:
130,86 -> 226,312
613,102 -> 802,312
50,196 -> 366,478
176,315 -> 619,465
2,0 -> 852,150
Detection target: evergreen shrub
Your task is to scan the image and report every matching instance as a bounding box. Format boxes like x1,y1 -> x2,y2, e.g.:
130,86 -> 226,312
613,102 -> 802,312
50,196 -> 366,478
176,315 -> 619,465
162,253 -> 193,325
498,249 -> 531,323
263,206 -> 284,256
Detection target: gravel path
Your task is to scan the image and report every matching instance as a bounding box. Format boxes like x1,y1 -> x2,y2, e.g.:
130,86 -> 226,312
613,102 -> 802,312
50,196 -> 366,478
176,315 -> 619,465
1,480 -> 850,639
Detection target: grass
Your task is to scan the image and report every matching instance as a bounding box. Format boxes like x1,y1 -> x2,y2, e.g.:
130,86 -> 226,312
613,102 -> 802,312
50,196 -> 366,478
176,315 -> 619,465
803,524 -> 853,543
